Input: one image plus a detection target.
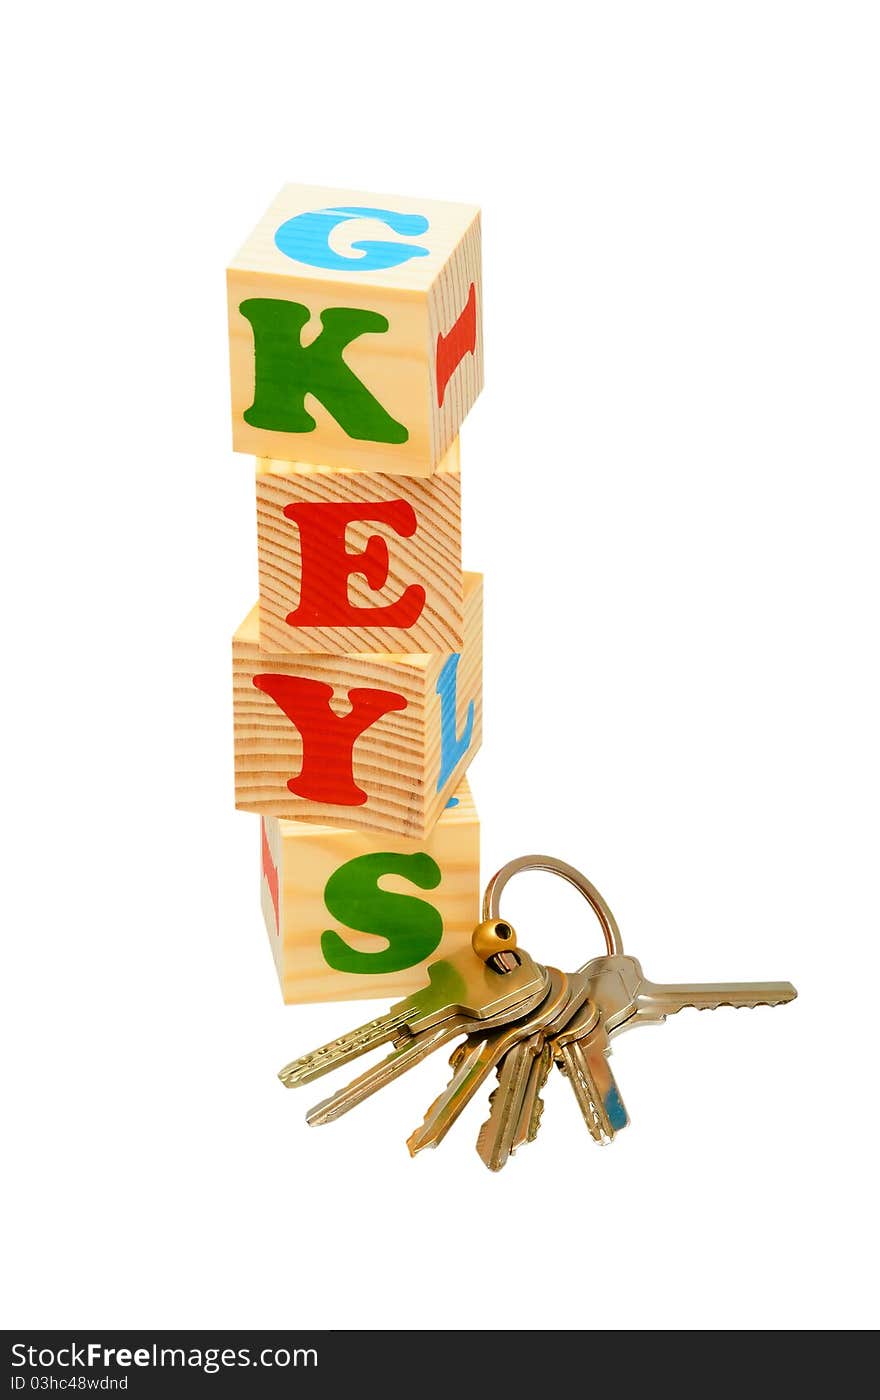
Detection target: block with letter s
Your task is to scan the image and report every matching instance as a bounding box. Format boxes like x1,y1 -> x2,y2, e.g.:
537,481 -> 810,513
260,780 -> 479,1003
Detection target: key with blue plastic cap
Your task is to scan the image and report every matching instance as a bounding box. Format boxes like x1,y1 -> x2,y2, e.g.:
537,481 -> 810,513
553,1000 -> 629,1143
552,952 -> 797,1141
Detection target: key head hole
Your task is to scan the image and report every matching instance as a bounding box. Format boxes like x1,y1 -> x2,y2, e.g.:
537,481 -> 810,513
488,949 -> 522,974
472,918 -> 519,963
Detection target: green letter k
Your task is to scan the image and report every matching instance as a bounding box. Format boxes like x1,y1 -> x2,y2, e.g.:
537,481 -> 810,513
239,299 -> 409,445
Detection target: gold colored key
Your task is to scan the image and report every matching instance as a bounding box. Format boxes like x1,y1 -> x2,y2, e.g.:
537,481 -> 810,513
475,976 -> 595,1171
277,855 -> 798,1166
407,968 -> 573,1156
479,857 -> 627,1161
410,864 -> 625,1165
279,920 -> 545,1091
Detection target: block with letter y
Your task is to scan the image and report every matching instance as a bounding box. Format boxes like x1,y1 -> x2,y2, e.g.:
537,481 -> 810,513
233,573 -> 483,839
228,184 -> 483,475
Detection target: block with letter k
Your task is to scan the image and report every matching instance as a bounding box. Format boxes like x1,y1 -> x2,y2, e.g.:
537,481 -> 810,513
227,183 -> 483,476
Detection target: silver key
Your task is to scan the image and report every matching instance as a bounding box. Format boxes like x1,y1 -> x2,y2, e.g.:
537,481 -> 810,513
574,954 -> 797,1039
555,956 -> 794,1137
482,856 -> 797,1146
618,964 -> 798,1032
481,857 -> 795,1033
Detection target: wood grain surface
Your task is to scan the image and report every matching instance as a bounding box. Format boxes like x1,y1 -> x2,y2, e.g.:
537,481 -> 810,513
233,572 -> 483,838
228,184 -> 483,474
260,779 -> 479,1003
255,439 -> 462,654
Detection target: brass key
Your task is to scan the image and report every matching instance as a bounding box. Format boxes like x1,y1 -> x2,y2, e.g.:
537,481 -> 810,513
481,856 -> 628,1159
476,1031 -> 545,1170
411,864 -> 623,1164
407,968 -> 573,1155
513,1041 -> 553,1150
475,975 -> 594,1171
475,864 -> 628,1170
279,921 -> 546,1090
276,855 -> 797,1165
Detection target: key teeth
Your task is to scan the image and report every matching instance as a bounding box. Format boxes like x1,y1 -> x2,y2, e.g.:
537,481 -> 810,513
406,1080 -> 453,1156
526,1095 -> 545,1144
589,1108 -> 614,1145
279,1010 -> 412,1088
475,1115 -> 495,1161
448,1042 -> 466,1071
675,996 -> 796,1013
521,1050 -> 552,1147
560,1051 -> 617,1145
475,1056 -> 522,1171
474,1069 -> 504,1164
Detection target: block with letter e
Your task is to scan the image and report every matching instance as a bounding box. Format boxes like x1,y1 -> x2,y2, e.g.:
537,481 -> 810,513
228,184 -> 483,475
234,573 -> 483,839
256,439 -> 462,655
260,780 -> 479,1003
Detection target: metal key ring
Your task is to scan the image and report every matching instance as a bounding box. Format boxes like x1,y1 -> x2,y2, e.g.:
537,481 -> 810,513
482,855 -> 623,958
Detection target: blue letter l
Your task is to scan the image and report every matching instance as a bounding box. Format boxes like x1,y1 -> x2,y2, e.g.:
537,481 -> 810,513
436,653 -> 474,791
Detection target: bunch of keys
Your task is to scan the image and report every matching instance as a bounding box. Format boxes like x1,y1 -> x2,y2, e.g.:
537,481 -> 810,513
279,856 -> 797,1170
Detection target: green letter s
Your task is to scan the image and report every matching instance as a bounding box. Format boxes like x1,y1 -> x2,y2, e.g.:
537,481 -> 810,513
320,852 -> 443,975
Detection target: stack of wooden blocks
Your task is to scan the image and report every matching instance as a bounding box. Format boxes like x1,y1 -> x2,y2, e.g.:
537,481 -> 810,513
227,185 -> 485,1004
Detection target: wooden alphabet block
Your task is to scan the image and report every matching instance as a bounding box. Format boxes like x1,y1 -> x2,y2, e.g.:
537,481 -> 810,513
260,779 -> 480,1003
234,573 -> 482,839
228,184 -> 483,476
256,438 -> 462,655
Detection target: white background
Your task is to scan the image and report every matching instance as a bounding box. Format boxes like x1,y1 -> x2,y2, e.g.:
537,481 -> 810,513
3,0 -> 878,1333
